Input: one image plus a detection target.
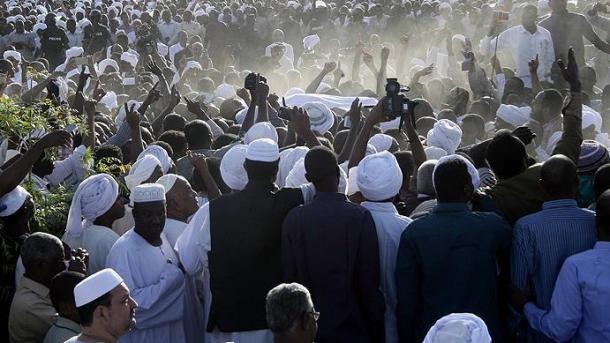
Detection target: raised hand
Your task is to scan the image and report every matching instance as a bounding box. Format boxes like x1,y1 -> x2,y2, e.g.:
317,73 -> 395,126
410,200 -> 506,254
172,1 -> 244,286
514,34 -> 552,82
348,97 -> 363,125
291,107 -> 312,136
92,80 -> 107,102
125,102 -> 140,129
78,65 -> 91,84
322,61 -> 337,74
557,48 -> 580,91
528,54 -> 539,75
187,150 -> 208,171
169,85 -> 181,107
333,60 -> 345,79
381,46 -> 390,62
146,61 -> 163,76
143,81 -> 162,106
184,97 -> 210,120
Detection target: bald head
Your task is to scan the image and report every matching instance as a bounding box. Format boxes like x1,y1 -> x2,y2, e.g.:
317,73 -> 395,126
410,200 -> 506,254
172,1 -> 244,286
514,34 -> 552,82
540,155 -> 578,199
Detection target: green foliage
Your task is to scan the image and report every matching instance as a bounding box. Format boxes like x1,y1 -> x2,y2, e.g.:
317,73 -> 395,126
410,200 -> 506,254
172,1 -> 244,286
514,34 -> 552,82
22,180 -> 72,237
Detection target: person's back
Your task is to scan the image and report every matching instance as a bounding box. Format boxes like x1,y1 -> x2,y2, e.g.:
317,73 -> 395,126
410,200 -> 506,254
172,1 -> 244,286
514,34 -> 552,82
282,147 -> 385,343
396,155 -> 511,342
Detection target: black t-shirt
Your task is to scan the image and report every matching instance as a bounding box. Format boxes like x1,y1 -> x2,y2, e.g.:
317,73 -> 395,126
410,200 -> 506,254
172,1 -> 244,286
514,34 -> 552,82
40,26 -> 69,62
83,23 -> 111,54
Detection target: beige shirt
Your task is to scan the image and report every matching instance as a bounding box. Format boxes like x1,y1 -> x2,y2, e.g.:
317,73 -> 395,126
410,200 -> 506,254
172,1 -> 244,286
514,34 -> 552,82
8,277 -> 57,343
43,316 -> 80,343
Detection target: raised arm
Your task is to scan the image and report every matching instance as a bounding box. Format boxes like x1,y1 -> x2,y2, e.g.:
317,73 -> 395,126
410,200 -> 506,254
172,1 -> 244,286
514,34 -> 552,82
348,98 -> 386,169
551,48 -> 583,164
376,47 -> 389,97
188,152 -> 221,201
337,98 -> 363,164
583,15 -> 610,54
125,103 -> 144,164
305,62 -> 336,93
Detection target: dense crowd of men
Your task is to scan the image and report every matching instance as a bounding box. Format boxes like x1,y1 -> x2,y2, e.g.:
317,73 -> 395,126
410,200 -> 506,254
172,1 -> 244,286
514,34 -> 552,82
1,0 -> 610,342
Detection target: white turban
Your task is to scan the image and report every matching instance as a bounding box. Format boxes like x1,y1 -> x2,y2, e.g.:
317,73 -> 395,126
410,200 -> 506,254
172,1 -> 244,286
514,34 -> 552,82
423,313 -> 491,343
433,154 -> 481,190
99,91 -> 118,111
33,23 -> 47,32
303,34 -> 320,50
244,122 -> 278,144
496,104 -> 531,128
0,186 -> 30,217
285,157 -> 307,187
114,100 -> 140,127
277,146 -> 309,187
357,151 -> 403,201
97,58 -> 119,74
427,119 -> 462,154
302,102 -> 334,134
182,60 -> 202,77
582,105 -> 602,132
65,174 -> 119,238
368,134 -> 396,152
120,52 -> 138,68
220,144 -> 248,191
138,145 -> 171,174
3,50 -> 21,62
125,155 -> 162,192
425,146 -> 448,160
235,107 -> 258,125
366,144 -> 378,156
66,47 -> 84,59
214,83 -> 236,99
285,87 -> 305,97
246,138 -> 280,162
157,174 -> 189,194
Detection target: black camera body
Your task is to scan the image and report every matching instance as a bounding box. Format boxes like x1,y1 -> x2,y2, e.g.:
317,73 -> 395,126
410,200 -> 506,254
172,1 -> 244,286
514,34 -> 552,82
383,78 -> 416,130
244,73 -> 267,91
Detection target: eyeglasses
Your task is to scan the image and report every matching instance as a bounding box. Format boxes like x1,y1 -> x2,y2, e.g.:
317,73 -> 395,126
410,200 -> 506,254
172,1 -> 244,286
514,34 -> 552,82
307,310 -> 320,322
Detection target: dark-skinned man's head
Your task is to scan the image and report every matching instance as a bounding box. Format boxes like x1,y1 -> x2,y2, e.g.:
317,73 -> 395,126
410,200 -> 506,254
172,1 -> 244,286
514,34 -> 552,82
131,184 -> 167,246
540,154 -> 579,200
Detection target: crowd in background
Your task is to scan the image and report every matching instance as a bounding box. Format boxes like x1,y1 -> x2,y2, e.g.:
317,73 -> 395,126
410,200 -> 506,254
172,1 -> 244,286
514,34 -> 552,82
1,0 -> 610,342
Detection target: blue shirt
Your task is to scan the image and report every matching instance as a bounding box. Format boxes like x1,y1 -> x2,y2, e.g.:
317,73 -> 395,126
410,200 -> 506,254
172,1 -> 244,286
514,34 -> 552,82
396,202 -> 511,343
511,199 -> 596,342
524,242 -> 610,342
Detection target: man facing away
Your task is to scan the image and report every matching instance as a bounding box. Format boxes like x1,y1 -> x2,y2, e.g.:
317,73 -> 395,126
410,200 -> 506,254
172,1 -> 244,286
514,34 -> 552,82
396,155 -> 511,342
282,147 -> 385,343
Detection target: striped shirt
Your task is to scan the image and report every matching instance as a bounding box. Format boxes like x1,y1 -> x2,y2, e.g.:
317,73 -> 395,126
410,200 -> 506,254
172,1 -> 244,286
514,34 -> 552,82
511,199 -> 596,342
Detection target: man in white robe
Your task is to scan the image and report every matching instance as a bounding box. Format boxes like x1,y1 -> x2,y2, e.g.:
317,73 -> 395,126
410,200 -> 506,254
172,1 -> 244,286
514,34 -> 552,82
62,174 -> 125,274
357,151 -> 412,343
106,184 -> 187,343
157,174 -> 206,343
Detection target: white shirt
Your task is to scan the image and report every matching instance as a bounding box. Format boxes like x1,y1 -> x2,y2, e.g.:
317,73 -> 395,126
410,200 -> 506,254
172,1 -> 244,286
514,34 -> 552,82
157,21 -> 179,44
163,218 -> 187,250
168,42 -> 186,63
66,30 -> 83,48
180,21 -> 203,38
360,201 -> 412,343
63,224 -> 119,274
265,42 -> 295,64
106,230 -> 187,343
479,25 -> 555,88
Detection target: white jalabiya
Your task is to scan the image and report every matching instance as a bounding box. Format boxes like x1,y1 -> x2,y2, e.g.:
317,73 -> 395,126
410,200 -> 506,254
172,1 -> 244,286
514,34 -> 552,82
106,230 -> 187,343
64,225 -> 119,274
175,204 -> 273,343
361,201 -> 412,343
423,313 -> 491,343
163,218 -> 206,343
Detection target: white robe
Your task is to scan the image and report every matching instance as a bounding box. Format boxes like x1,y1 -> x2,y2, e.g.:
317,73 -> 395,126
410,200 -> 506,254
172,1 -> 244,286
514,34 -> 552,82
175,204 -> 273,343
106,230 -> 187,343
360,201 -> 412,343
63,224 -> 119,274
163,218 -> 188,248
163,217 -> 206,343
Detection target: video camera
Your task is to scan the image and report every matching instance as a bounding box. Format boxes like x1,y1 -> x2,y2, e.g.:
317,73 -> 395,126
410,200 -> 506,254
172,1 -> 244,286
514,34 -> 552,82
244,72 -> 267,91
384,78 -> 417,130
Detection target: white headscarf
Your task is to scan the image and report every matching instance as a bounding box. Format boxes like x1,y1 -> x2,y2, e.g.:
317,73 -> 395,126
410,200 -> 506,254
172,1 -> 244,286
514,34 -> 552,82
138,145 -> 171,173
433,154 -> 480,190
368,133 -> 396,152
423,313 -> 491,343
357,151 -> 403,201
157,174 -> 189,194
97,58 -> 119,74
302,102 -> 334,134
244,122 -> 278,144
220,144 -> 248,191
582,105 -> 602,132
0,186 -> 30,217
277,146 -> 309,187
214,83 -> 236,99
427,119 -> 462,154
125,155 -> 162,192
65,174 -> 119,238
425,146 -> 448,160
496,104 -> 531,128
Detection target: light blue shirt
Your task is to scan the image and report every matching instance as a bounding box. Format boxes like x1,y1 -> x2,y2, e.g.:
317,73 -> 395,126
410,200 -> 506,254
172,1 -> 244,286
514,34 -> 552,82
524,242 -> 610,342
